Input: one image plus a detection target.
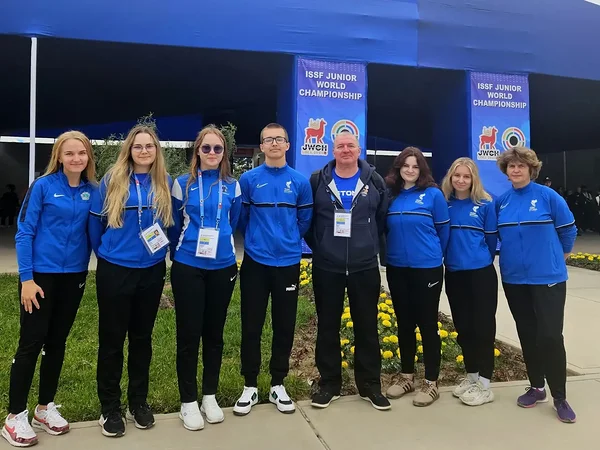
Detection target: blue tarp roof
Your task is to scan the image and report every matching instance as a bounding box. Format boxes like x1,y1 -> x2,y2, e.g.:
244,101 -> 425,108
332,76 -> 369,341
3,0 -> 600,80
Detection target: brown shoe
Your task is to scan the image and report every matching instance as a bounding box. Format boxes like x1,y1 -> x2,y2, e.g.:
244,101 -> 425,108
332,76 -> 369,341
385,374 -> 415,399
413,380 -> 439,407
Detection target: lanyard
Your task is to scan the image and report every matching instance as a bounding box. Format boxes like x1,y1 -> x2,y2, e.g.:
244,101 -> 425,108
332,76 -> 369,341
134,175 -> 155,232
198,171 -> 223,230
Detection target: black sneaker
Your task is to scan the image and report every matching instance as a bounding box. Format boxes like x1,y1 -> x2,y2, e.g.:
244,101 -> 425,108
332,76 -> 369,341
360,387 -> 392,411
311,390 -> 341,409
126,403 -> 155,429
99,410 -> 126,437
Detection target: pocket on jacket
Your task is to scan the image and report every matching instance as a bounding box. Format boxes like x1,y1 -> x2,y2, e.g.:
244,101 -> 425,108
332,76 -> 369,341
348,223 -> 376,263
317,225 -> 347,265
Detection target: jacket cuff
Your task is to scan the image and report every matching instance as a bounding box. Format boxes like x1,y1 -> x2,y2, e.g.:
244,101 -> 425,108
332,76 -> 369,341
20,271 -> 33,282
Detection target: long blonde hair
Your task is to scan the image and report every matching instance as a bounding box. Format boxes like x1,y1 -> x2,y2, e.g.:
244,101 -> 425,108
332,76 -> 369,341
185,125 -> 232,201
44,131 -> 97,183
102,125 -> 173,228
441,157 -> 492,205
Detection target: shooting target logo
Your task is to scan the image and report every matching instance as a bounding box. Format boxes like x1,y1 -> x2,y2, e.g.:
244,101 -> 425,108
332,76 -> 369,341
502,127 -> 526,150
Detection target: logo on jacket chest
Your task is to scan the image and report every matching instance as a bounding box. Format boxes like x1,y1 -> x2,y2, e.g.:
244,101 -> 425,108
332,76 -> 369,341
529,199 -> 538,212
469,206 -> 479,217
81,191 -> 90,201
415,193 -> 426,205
284,180 -> 293,194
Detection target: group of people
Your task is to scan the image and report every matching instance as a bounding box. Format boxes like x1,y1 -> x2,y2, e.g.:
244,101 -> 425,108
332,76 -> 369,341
3,122 -> 577,447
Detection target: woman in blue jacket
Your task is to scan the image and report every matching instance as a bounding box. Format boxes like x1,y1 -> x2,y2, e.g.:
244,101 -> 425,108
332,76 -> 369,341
4,131 -> 96,448
168,125 -> 241,431
89,125 -> 173,437
384,147 -> 450,407
441,157 -> 498,407
496,147 -> 577,423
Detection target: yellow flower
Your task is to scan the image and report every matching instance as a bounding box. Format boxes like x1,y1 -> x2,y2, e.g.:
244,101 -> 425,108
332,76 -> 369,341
341,351 -> 344,358
351,346 -> 355,354
340,339 -> 350,346
389,335 -> 398,344
344,306 -> 350,313
379,303 -> 389,312
417,345 -> 423,354
450,331 -> 458,339
382,336 -> 390,343
382,320 -> 392,328
416,333 -> 422,342
385,299 -> 393,306
388,308 -> 395,315
341,361 -> 348,369
236,259 -> 242,265
341,312 -> 351,320
300,279 -> 310,286
300,271 -> 307,280
456,355 -> 464,363
346,321 -> 354,328
414,327 -> 420,333
396,348 -> 400,357
439,330 -> 448,339
414,355 -> 418,362
379,292 -> 387,299
588,256 -> 594,261
437,321 -> 443,329
380,313 -> 391,321
494,348 -> 501,357
382,350 -> 394,359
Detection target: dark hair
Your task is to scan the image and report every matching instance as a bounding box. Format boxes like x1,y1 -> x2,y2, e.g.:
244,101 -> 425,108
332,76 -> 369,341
260,123 -> 289,142
385,146 -> 436,196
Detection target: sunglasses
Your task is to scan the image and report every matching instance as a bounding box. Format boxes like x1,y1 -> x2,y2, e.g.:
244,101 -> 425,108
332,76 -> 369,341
200,144 -> 224,155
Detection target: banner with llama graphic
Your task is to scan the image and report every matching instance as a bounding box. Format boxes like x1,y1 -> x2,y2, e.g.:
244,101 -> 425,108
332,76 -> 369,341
470,72 -> 530,197
294,57 -> 367,178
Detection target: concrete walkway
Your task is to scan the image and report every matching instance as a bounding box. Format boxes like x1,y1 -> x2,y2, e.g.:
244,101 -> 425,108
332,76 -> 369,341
21,376 -> 600,450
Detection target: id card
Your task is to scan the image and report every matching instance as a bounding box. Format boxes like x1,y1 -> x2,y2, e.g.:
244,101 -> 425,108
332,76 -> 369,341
196,228 -> 220,259
140,223 -> 169,255
334,211 -> 352,238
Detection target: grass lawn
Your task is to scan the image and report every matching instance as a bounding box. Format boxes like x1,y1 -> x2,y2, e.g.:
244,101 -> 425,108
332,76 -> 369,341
0,272 -> 315,422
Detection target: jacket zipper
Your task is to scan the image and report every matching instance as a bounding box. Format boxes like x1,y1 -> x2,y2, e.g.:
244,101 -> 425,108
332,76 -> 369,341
64,188 -> 76,270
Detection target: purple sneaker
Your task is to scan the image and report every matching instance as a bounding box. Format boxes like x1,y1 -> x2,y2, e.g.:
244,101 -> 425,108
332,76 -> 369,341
517,387 -> 548,408
554,399 -> 576,423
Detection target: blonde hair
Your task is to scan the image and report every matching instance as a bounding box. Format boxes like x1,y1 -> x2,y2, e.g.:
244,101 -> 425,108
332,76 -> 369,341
441,157 -> 492,205
44,131 -> 96,183
185,125 -> 232,202
497,146 -> 542,180
102,125 -> 173,228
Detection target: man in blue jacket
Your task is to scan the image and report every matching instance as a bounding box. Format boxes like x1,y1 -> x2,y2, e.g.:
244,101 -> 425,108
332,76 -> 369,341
305,131 -> 390,411
233,123 -> 313,416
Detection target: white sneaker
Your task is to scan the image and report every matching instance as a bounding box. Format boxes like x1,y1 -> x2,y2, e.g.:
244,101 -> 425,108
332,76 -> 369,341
452,377 -> 475,398
233,386 -> 259,416
179,402 -> 204,431
269,385 -> 295,414
460,381 -> 495,406
2,410 -> 38,447
31,402 -> 69,435
200,395 -> 224,424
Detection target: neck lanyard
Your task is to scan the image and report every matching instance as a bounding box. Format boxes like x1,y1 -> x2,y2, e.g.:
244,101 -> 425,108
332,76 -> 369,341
198,171 -> 222,230
134,175 -> 155,232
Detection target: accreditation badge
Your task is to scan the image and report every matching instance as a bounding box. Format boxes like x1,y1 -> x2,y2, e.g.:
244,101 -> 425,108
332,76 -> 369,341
140,223 -> 169,255
333,211 -> 352,238
195,228 -> 220,259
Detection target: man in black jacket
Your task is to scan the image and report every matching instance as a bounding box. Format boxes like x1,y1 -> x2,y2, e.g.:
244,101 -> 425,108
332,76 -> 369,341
305,131 -> 390,410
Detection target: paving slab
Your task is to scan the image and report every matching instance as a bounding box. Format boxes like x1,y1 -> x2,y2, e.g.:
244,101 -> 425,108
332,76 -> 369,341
300,378 -> 600,450
28,404 -> 325,450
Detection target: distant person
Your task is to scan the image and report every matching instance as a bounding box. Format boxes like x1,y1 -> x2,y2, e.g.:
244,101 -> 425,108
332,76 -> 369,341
542,176 -> 552,189
168,125 -> 242,430
89,125 -> 173,437
234,123 -> 313,416
305,131 -> 390,411
4,131 -> 96,448
441,158 -> 498,407
1,184 -> 20,227
384,147 -> 449,407
496,147 -> 577,424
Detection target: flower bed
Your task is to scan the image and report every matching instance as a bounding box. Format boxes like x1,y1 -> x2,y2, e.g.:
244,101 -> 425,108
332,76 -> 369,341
567,252 -> 600,271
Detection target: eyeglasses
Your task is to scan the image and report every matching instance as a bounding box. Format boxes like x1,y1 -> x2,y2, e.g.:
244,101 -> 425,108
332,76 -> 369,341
132,144 -> 156,152
262,136 -> 288,145
201,144 -> 224,154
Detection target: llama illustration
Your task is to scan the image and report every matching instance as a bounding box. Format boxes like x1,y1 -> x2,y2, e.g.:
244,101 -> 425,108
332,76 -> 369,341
479,126 -> 498,150
305,118 -> 327,144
